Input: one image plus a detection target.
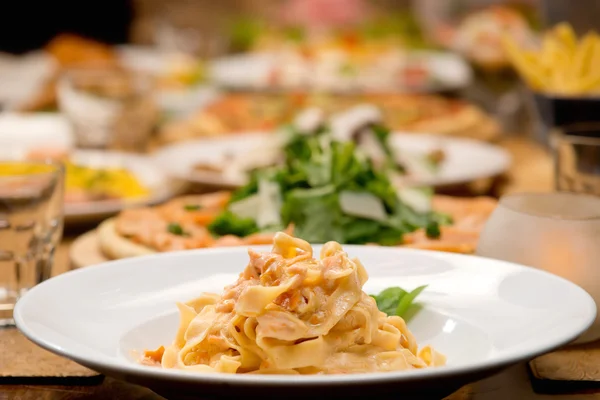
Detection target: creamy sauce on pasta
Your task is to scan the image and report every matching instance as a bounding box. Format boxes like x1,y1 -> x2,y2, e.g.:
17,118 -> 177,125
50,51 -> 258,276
142,232 -> 445,374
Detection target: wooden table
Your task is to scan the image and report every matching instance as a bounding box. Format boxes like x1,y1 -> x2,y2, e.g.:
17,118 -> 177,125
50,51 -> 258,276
4,137 -> 596,400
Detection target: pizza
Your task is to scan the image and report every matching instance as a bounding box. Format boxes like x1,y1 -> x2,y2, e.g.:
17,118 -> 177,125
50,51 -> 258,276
96,191 -> 497,260
157,92 -> 500,145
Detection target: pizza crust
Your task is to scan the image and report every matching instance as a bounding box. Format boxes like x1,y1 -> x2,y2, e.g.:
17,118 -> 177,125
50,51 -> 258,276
97,218 -> 157,260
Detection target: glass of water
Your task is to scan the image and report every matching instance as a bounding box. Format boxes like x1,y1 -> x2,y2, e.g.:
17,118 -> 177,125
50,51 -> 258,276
0,160 -> 64,325
57,65 -> 159,152
477,192 -> 600,343
552,124 -> 600,195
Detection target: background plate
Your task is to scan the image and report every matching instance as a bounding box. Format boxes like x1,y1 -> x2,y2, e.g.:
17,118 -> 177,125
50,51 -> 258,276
209,51 -> 473,94
151,132 -> 511,188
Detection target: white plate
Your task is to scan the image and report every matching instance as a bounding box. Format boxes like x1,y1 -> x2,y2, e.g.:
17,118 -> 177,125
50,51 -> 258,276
15,247 -> 595,398
151,132 -> 511,188
0,113 -> 178,224
209,51 -> 472,94
390,134 -> 511,187
63,150 -> 178,224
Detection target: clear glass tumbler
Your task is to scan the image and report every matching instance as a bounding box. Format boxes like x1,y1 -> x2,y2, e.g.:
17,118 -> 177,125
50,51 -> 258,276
57,65 -> 159,152
476,192 -> 600,343
0,160 -> 64,325
552,124 -> 600,195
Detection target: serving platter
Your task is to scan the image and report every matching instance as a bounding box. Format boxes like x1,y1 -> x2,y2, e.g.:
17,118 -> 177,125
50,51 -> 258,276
16,246 -> 595,398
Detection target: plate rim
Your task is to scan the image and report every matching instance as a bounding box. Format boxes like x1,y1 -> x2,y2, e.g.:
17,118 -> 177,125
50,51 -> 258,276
15,246 -> 596,386
151,131 -> 512,188
63,149 -> 178,218
209,50 -> 473,94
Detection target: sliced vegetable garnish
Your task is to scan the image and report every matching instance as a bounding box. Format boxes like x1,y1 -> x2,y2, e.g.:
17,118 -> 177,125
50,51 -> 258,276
184,204 -> 202,211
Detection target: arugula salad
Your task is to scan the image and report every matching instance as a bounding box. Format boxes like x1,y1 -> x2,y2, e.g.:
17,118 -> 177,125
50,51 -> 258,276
211,105 -> 445,185
208,106 -> 451,245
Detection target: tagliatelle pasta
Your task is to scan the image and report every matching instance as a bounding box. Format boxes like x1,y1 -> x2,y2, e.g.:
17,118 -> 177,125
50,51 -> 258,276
142,232 -> 445,374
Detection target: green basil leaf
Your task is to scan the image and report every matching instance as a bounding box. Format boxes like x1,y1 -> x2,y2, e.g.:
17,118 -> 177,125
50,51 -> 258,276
395,285 -> 428,317
372,287 -> 406,316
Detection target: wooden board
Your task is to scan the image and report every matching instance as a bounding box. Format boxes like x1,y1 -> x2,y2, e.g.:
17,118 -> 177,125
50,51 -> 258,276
529,339 -> 600,393
0,328 -> 102,383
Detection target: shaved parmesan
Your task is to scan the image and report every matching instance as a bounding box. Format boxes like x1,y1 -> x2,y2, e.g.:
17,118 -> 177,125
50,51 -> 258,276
330,105 -> 383,142
293,107 -> 325,134
397,187 -> 432,213
395,150 -> 437,179
256,179 -> 282,228
339,191 -> 388,222
228,180 -> 282,229
229,194 -> 261,219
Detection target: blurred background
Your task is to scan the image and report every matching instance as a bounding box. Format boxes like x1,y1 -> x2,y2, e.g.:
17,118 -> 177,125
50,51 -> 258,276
1,0 -> 599,211
2,0 -> 594,128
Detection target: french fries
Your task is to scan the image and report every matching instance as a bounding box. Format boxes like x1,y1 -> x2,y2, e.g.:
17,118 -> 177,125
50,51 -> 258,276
503,22 -> 600,95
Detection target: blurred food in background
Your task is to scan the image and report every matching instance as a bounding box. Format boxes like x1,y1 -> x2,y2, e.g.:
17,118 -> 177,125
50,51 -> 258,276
18,34 -> 206,113
20,35 -> 119,112
56,64 -> 159,151
26,147 -> 150,204
452,6 -> 533,68
217,1 -> 472,93
193,105 -> 448,186
97,107 -> 499,257
95,188 -> 496,259
227,0 -> 426,53
209,49 -> 471,93
414,0 -> 540,70
411,0 -> 541,135
504,22 -> 600,95
439,5 -> 538,70
156,92 -> 500,145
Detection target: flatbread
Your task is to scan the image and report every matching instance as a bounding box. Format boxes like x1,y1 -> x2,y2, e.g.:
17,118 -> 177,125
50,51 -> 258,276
157,93 -> 501,144
97,194 -> 498,260
97,218 -> 156,260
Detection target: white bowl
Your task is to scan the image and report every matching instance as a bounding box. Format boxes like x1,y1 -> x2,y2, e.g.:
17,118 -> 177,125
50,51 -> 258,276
15,246 -> 595,398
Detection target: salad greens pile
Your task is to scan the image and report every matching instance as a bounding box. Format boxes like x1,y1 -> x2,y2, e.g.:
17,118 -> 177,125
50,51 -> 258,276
207,110 -> 451,245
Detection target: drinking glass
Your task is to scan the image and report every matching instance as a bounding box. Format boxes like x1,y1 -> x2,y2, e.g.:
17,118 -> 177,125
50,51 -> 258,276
0,160 -> 64,325
57,65 -> 159,151
476,192 -> 600,343
552,124 -> 600,195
